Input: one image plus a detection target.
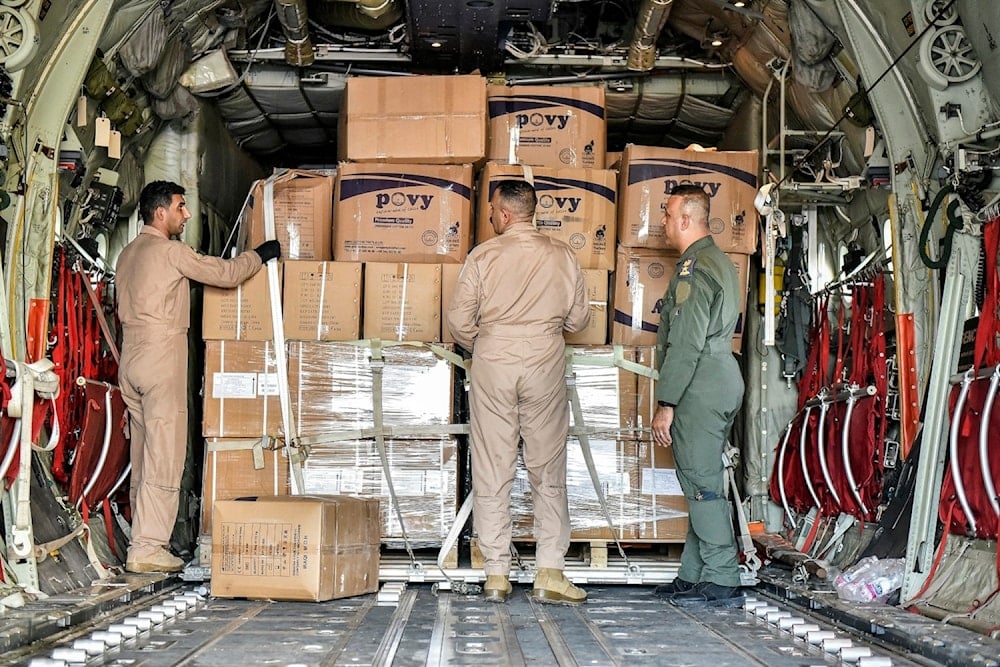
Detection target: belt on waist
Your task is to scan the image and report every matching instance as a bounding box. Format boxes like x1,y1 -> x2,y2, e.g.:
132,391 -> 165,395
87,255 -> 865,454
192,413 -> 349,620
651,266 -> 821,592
479,325 -> 561,337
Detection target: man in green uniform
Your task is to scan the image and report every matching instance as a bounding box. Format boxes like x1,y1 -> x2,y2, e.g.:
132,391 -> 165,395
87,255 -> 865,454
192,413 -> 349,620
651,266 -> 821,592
649,184 -> 745,607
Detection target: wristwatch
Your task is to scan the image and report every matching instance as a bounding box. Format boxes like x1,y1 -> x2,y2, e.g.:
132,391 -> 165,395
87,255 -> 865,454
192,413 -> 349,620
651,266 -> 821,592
657,400 -> 675,408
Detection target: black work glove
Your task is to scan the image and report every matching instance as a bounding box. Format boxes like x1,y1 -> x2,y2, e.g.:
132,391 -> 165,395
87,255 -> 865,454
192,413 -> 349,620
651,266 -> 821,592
254,240 -> 281,263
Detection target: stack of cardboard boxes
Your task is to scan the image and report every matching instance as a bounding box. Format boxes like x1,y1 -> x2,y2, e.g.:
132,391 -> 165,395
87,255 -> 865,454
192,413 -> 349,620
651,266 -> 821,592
200,74 -> 760,560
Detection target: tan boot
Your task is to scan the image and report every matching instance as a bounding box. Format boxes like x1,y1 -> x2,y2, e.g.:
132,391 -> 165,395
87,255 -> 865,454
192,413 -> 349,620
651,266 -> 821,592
483,575 -> 512,602
126,548 -> 184,574
531,568 -> 587,605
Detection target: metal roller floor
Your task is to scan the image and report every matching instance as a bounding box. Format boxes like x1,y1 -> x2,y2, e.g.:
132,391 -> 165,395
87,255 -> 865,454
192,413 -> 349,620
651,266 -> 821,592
12,584 -> 936,667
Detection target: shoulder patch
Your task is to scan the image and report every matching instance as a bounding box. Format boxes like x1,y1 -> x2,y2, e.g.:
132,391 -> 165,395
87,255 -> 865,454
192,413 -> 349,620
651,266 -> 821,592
675,281 -> 692,304
678,257 -> 697,279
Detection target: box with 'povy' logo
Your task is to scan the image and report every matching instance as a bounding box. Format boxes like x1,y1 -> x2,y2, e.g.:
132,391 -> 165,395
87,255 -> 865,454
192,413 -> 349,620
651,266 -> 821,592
334,163 -> 473,264
475,162 -> 617,271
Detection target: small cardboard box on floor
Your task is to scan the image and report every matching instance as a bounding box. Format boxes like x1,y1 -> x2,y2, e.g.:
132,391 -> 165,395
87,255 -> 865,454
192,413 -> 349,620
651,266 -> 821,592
611,247 -> 749,352
617,144 -> 759,255
282,261 -> 362,340
211,495 -> 380,602
486,85 -> 606,168
476,163 -> 616,270
202,267 -> 281,341
339,75 -> 486,164
242,170 -> 334,260
334,163 -> 473,264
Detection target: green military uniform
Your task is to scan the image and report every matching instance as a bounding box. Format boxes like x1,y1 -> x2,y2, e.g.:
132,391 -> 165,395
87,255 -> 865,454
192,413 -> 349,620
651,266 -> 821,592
655,235 -> 744,588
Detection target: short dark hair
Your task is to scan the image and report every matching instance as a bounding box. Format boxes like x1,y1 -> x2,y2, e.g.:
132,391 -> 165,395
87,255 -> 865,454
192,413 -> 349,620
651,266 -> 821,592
139,180 -> 185,224
669,184 -> 710,224
494,179 -> 537,217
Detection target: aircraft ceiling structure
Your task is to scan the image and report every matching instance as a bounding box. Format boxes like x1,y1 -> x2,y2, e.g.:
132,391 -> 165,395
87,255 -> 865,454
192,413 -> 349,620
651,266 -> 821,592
83,0 -> 851,167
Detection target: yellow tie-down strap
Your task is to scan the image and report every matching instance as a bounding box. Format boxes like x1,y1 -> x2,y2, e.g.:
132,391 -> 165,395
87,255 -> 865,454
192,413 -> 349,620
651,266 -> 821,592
564,344 -> 660,381
206,436 -> 284,470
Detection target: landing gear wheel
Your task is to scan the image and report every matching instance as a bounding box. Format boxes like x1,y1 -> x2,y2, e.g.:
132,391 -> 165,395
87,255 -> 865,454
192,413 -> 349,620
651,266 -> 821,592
923,0 -> 958,26
0,7 -> 38,73
0,0 -> 29,7
918,24 -> 981,90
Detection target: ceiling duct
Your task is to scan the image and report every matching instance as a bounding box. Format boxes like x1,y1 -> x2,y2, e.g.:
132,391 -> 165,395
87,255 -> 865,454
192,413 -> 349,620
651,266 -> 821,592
311,0 -> 403,32
274,0 -> 315,65
627,0 -> 675,71
406,0 -> 550,72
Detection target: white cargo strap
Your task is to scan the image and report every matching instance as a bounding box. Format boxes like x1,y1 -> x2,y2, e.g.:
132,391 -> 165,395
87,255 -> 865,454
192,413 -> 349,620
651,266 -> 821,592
520,165 -> 537,227
723,445 -> 761,585
565,361 -> 639,577
6,359 -> 60,570
262,175 -> 304,495
77,385 -> 113,510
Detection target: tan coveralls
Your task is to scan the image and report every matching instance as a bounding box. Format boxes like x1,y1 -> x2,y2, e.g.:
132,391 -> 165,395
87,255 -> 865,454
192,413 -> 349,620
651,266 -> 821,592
448,222 -> 590,576
116,227 -> 261,560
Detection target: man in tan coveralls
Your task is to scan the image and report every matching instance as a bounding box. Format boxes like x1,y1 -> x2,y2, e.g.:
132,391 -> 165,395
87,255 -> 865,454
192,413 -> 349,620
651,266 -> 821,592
116,181 -> 280,573
448,180 -> 590,604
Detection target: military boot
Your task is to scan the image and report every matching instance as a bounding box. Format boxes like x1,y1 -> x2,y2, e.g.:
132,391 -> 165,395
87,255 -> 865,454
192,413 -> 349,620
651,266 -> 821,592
531,568 -> 587,604
483,575 -> 512,602
126,548 -> 184,574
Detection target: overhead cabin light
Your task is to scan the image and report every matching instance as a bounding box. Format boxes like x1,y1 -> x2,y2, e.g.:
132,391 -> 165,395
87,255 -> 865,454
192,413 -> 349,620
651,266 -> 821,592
710,34 -> 724,47
430,41 -> 443,48
734,1 -> 746,7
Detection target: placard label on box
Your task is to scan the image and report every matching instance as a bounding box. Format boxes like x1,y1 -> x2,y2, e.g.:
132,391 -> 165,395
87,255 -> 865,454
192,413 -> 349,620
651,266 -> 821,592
641,468 -> 682,495
213,373 -> 257,399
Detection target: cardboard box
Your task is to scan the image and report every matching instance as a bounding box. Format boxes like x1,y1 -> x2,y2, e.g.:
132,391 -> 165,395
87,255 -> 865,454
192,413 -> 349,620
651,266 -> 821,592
243,170 -> 334,260
617,145 -> 759,254
202,267 -> 280,341
287,341 -> 456,439
211,495 -> 380,601
334,163 -> 473,264
200,440 -> 289,537
302,437 -> 458,542
634,439 -> 689,542
475,163 -> 616,270
363,263 -> 441,341
565,269 -> 609,345
282,261 -> 362,341
487,85 -> 606,168
440,263 -> 463,344
203,340 -> 284,437
611,247 -> 749,351
339,75 -> 486,164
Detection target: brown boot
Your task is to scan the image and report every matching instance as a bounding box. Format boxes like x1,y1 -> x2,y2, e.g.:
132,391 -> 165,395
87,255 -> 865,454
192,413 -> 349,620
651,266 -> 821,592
126,548 -> 184,574
483,575 -> 512,602
531,568 -> 587,605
